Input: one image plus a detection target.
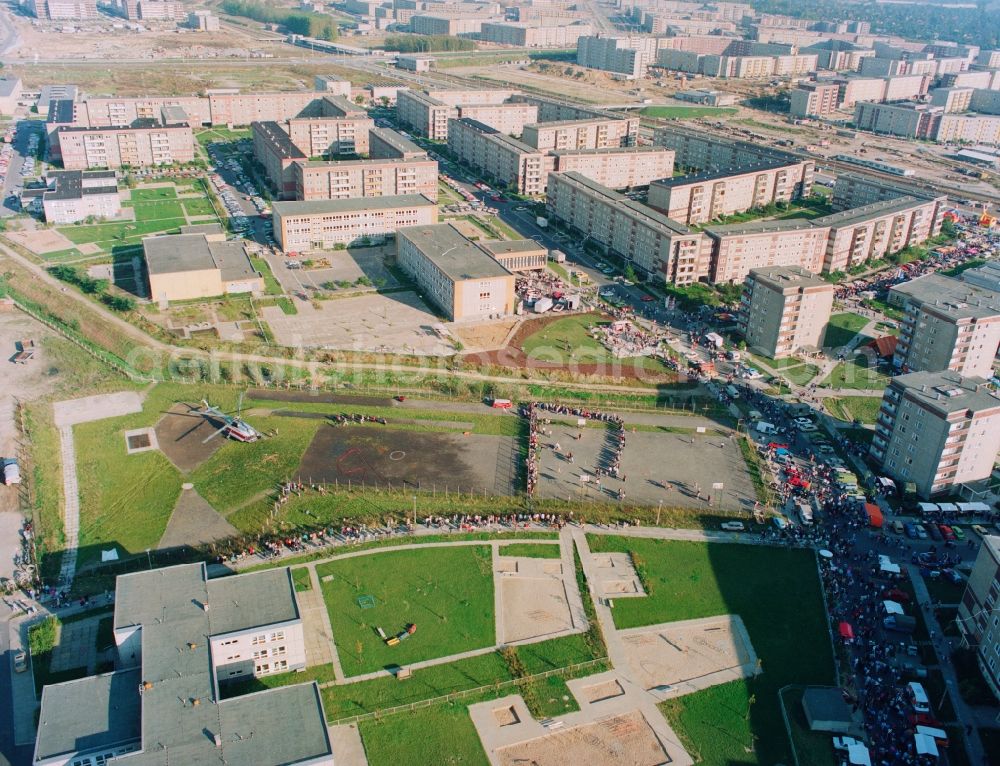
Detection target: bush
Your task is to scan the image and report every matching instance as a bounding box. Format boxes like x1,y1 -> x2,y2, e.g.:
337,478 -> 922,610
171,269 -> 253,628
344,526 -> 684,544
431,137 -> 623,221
220,0 -> 337,39
29,616 -> 59,656
47,265 -> 108,295
101,294 -> 135,312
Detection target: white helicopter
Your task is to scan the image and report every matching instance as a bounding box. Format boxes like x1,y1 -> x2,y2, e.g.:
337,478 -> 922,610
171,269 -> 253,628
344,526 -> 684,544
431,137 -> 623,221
200,392 -> 261,443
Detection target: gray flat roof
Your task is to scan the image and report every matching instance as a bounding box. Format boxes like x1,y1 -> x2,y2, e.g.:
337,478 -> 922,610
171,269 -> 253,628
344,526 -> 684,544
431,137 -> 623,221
272,194 -> 435,217
207,568 -> 300,635
703,218 -> 819,236
48,98 -> 76,125
550,146 -> 672,157
399,223 -> 513,280
0,78 -> 20,97
252,120 -> 306,160
369,125 -> 426,157
556,171 -> 693,236
810,196 -> 929,228
453,118 -> 539,154
890,273 -> 1000,320
893,370 -> 1000,416
296,156 -> 433,169
44,170 -> 117,201
524,116 -> 625,130
35,668 -> 142,762
479,239 -> 546,256
748,265 -> 830,290
651,157 -> 798,188
143,234 -> 257,282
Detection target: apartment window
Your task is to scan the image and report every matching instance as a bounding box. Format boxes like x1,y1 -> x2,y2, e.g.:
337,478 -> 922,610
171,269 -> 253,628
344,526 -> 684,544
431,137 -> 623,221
251,634 -> 267,646
270,631 -> 285,642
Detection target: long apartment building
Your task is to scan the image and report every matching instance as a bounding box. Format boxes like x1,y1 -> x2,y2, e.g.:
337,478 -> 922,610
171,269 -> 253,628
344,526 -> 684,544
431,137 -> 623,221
548,147 -> 675,189
546,171 -> 705,285
831,173 -> 947,234
293,157 -> 438,202
396,89 -> 525,140
737,265 -> 834,358
272,195 -> 438,251
577,35 -> 664,79
29,0 -> 98,19
870,370 -> 1000,498
646,158 -> 810,226
33,563 -> 332,766
479,21 -> 593,48
56,119 -> 194,170
701,220 -> 829,284
957,535 -> 1000,702
396,223 -> 517,321
888,274 -> 1000,379
521,117 -> 637,150
812,196 -> 938,273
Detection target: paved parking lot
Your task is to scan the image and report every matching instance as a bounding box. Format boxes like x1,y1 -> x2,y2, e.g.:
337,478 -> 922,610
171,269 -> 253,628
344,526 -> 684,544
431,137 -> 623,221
262,291 -> 456,355
264,245 -> 399,296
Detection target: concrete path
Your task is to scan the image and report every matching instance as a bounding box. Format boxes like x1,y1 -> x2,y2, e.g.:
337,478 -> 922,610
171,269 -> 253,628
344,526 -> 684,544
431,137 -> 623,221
327,724 -> 368,766
296,566 -> 339,675
907,564 -> 987,766
51,391 -> 144,588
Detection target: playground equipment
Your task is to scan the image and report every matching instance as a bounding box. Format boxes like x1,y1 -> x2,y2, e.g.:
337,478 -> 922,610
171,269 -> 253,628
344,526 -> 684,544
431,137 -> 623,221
200,392 -> 261,443
384,623 -> 417,646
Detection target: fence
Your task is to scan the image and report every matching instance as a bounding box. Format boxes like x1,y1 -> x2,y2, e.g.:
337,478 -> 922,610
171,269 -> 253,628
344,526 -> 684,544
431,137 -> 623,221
324,657 -> 608,726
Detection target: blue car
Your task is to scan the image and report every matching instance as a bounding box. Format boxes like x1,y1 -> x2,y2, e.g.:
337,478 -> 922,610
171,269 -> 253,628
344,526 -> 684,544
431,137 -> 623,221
904,522 -> 918,539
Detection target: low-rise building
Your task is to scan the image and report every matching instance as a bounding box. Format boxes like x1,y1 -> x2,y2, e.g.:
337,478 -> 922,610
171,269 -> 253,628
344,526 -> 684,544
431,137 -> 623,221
870,370 -> 1000,498
313,75 -> 352,96
397,55 -> 433,72
56,118 -> 194,170
32,562 -> 332,766
647,159 -> 808,226
145,232 -> 263,303
957,534 -> 1000,702
395,223 -> 516,321
889,273 -> 1000,379
33,170 -> 120,224
272,195 -> 438,251
672,89 -> 738,107
546,171 -> 705,285
702,219 -> 829,284
737,265 -> 834,358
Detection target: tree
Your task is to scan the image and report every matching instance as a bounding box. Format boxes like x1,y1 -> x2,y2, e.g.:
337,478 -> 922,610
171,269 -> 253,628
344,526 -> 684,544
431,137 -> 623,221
623,264 -> 638,284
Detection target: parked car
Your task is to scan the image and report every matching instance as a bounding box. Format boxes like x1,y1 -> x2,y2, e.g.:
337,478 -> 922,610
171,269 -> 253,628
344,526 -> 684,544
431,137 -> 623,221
720,521 -> 745,531
12,651 -> 26,673
951,526 -> 966,541
914,524 -> 929,540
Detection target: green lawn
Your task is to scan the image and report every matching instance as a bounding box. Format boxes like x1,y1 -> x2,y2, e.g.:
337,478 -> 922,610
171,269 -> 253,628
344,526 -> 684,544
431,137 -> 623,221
130,186 -> 178,202
182,198 -> 218,217
59,218 -> 188,248
498,543 -> 562,558
823,313 -> 871,349
127,200 -> 185,222
250,256 -> 283,295
640,106 -> 738,119
829,396 -> 883,425
779,363 -> 821,386
521,313 -> 665,371
292,567 -> 312,592
588,536 -> 835,766
359,700 -> 489,766
780,687 -> 837,766
822,358 -> 889,391
317,546 -> 496,676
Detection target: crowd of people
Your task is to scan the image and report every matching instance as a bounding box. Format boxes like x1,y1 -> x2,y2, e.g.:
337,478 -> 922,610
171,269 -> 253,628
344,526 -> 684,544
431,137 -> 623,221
596,319 -> 663,359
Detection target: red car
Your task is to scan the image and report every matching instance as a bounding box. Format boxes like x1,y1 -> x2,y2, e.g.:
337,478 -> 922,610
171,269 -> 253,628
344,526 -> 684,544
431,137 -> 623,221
909,713 -> 943,728
938,524 -> 956,542
883,587 -> 911,604
640,294 -> 655,302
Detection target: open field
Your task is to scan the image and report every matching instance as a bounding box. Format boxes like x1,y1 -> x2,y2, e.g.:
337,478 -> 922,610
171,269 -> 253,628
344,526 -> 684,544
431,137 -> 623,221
828,396 -> 884,425
498,543 -> 562,558
823,312 -> 871,349
822,358 -> 890,391
519,314 -> 669,373
587,536 -> 834,765
317,546 -> 496,676
641,105 -> 738,119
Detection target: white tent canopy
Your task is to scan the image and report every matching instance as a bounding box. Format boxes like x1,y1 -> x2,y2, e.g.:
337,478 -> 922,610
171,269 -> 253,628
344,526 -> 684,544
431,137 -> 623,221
937,502 -> 959,513
847,743 -> 872,766
914,733 -> 939,757
883,600 -> 904,615
958,502 -> 990,513
878,555 -> 901,575
917,502 -> 939,514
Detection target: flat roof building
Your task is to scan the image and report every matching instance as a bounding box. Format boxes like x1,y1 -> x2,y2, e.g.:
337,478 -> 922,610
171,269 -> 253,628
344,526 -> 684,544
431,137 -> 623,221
396,223 -> 517,321
889,273 -> 1000,380
447,118 -> 548,197
293,156 -> 439,202
957,535 -> 1000,702
396,89 -> 519,141
702,219 -> 829,284
870,370 -> 1000,498
549,146 -> 675,190
35,170 -> 121,225
0,77 -> 22,116
521,117 -> 637,151
145,232 -> 264,304
647,158 -> 809,226
34,563 -> 331,766
546,171 -> 705,285
790,82 -> 841,118
56,118 -> 195,170
272,194 -> 438,252
737,266 -> 834,358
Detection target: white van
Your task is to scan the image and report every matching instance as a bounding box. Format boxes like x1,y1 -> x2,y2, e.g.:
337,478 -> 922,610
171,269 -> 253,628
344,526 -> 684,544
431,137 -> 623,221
907,681 -> 930,713
725,384 -> 739,399
755,421 -> 777,435
798,503 -> 814,525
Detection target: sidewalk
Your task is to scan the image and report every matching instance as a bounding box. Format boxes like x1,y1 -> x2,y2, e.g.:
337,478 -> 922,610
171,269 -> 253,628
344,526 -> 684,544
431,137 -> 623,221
907,564 -> 987,765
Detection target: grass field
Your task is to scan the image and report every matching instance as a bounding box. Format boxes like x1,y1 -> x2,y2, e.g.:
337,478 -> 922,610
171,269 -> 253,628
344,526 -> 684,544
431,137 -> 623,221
640,106 -> 738,119
587,536 -> 834,766
822,358 -> 889,391
520,314 -> 668,372
317,546 -> 496,676
292,567 -> 312,592
779,363 -> 821,386
130,187 -> 178,202
498,542 -> 562,558
359,699 -> 490,766
824,313 -> 870,349
828,396 -> 883,425
126,199 -> 185,221
182,198 -> 217,218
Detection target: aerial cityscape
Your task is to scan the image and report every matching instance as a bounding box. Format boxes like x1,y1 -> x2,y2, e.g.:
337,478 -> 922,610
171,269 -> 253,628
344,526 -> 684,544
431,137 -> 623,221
0,0 -> 999,765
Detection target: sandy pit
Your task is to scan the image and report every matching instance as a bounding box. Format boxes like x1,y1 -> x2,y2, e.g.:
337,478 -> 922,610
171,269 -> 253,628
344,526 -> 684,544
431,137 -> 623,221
590,552 -> 646,599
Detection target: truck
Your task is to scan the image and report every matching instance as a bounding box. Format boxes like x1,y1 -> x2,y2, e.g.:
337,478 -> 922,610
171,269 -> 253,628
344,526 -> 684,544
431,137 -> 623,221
549,249 -> 565,263
536,216 -> 548,228
755,421 -> 778,435
533,297 -> 553,313
884,615 -> 917,634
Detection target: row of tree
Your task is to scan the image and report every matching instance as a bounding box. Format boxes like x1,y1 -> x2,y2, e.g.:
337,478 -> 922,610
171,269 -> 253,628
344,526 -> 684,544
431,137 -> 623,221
220,0 -> 338,41
382,35 -> 475,52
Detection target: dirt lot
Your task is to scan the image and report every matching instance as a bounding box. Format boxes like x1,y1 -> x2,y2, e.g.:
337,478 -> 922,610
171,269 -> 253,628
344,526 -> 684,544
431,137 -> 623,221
157,487 -> 236,551
451,318 -> 519,353
153,403 -> 225,472
6,229 -> 75,255
496,555 -> 574,644
295,426 -> 517,496
496,710 -> 670,766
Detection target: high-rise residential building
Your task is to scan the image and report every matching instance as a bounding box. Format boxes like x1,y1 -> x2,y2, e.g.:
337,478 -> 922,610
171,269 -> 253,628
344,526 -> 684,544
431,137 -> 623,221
889,274 -> 1000,379
55,120 -> 195,170
30,0 -> 98,19
789,82 -> 841,118
737,266 -> 834,358
521,118 -> 637,151
396,89 -> 523,140
702,219 -> 829,284
870,370 -> 1000,498
957,535 -> 1000,702
576,35 -> 664,79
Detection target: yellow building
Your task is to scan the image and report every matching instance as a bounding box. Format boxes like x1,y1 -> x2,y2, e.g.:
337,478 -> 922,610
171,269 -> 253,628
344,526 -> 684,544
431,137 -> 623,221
145,230 -> 263,304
